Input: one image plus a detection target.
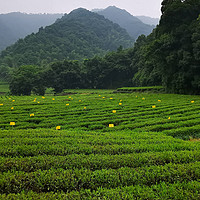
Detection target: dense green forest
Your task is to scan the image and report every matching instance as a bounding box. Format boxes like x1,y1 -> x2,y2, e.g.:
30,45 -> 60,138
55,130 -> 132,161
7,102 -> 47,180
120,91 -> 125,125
95,6 -> 155,39
0,9 -> 157,53
0,8 -> 133,69
0,12 -> 63,51
3,0 -> 200,95
131,0 -> 200,94
9,48 -> 134,95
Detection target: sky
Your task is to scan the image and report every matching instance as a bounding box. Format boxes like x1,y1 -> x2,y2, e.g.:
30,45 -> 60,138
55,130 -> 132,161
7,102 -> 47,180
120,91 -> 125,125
0,0 -> 162,18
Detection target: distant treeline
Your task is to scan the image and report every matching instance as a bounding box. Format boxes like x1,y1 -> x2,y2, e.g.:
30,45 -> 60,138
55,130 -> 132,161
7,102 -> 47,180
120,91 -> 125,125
9,47 -> 134,95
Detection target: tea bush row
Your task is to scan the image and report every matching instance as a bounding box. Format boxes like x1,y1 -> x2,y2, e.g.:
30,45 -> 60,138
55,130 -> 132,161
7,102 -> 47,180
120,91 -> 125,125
1,150 -> 200,173
1,181 -> 200,200
1,162 -> 200,194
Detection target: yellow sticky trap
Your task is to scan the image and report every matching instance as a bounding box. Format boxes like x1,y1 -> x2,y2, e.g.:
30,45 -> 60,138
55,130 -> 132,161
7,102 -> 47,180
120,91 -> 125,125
30,113 -> 34,117
66,104 -> 69,106
191,101 -> 194,103
119,103 -> 122,106
152,105 -> 156,108
112,110 -> 116,113
109,124 -> 114,128
10,122 -> 15,126
56,126 -> 61,130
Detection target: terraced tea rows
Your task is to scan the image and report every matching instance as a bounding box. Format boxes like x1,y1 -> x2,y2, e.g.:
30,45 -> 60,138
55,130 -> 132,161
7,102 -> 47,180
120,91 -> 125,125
0,90 -> 200,199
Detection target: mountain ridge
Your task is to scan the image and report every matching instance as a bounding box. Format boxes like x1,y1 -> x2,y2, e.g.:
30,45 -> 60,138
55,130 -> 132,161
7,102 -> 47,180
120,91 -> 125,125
0,7 -> 158,52
136,15 -> 159,26
0,8 -> 134,67
93,6 -> 155,39
0,12 -> 63,51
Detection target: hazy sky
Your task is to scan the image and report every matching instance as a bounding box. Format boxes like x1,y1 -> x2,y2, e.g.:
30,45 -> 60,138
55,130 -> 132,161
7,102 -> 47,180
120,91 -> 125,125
0,0 -> 162,18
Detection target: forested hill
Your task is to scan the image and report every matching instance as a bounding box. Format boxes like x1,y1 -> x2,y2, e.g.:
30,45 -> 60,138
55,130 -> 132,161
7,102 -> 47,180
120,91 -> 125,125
0,12 -> 63,51
0,8 -> 134,67
94,6 -> 155,39
131,0 -> 200,95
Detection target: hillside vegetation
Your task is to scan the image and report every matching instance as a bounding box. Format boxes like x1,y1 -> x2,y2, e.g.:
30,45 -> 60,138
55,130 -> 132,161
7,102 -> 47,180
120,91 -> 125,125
0,12 -> 63,51
131,0 -> 200,94
0,8 -> 133,68
95,6 -> 155,39
8,48 -> 134,95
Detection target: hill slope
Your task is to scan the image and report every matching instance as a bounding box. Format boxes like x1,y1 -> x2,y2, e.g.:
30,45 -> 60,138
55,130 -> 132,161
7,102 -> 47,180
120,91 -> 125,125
0,8 -> 134,67
136,16 -> 159,26
0,12 -> 63,51
94,6 -> 155,39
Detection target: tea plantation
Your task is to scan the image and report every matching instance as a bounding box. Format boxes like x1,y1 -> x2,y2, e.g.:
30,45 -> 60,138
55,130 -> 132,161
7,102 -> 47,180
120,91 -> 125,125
0,90 -> 200,199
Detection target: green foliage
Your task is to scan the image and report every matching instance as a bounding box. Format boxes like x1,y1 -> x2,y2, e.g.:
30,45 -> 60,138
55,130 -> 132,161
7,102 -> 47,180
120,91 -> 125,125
131,33 -> 163,87
14,48 -> 134,94
9,65 -> 45,95
131,0 -> 200,94
6,47 -> 134,94
45,60 -> 84,93
117,86 -> 164,92
0,9 -> 133,68
0,82 -> 9,94
84,48 -> 134,89
0,65 -> 11,81
96,6 -> 155,39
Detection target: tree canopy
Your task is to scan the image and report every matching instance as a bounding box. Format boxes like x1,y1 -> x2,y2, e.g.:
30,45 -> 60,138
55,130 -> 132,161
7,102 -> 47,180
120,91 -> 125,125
131,0 -> 200,94
9,65 -> 45,95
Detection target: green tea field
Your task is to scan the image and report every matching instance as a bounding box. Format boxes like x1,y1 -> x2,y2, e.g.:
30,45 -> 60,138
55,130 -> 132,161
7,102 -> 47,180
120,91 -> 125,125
0,90 -> 200,199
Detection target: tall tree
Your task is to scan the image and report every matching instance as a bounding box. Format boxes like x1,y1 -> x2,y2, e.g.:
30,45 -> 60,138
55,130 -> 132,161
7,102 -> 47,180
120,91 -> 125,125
9,65 -> 45,95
